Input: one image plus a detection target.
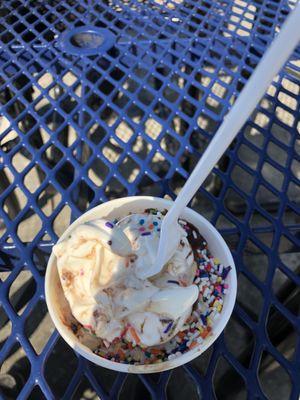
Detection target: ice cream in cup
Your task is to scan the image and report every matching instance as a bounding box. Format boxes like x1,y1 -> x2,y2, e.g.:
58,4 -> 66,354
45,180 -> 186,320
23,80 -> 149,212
45,196 -> 237,373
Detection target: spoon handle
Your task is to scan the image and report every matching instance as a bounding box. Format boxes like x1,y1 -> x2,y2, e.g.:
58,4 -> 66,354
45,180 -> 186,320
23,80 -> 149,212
166,2 -> 300,223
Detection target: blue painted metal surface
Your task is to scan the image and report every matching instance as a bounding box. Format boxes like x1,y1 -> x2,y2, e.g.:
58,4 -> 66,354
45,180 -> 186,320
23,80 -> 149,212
0,0 -> 299,398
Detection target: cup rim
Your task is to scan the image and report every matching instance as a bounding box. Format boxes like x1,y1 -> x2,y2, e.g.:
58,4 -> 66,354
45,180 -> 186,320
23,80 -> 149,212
45,196 -> 237,373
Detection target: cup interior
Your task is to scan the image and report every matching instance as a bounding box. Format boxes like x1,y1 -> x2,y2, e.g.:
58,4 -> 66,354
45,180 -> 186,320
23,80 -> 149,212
45,196 -> 237,373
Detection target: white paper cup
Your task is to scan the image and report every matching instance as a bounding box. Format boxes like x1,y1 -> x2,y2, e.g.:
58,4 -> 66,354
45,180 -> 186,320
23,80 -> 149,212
45,196 -> 237,373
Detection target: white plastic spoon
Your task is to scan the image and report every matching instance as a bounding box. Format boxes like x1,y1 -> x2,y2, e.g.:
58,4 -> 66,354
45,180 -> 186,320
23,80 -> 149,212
141,2 -> 300,279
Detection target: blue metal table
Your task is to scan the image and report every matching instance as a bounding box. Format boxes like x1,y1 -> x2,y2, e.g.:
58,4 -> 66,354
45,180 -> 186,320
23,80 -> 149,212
0,0 -> 299,398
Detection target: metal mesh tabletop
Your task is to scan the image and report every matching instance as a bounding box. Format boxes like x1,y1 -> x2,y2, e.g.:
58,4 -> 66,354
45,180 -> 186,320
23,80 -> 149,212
0,0 -> 299,398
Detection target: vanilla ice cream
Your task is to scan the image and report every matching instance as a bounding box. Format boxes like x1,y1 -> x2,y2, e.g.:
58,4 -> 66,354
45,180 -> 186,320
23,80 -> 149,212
53,211 -> 199,347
